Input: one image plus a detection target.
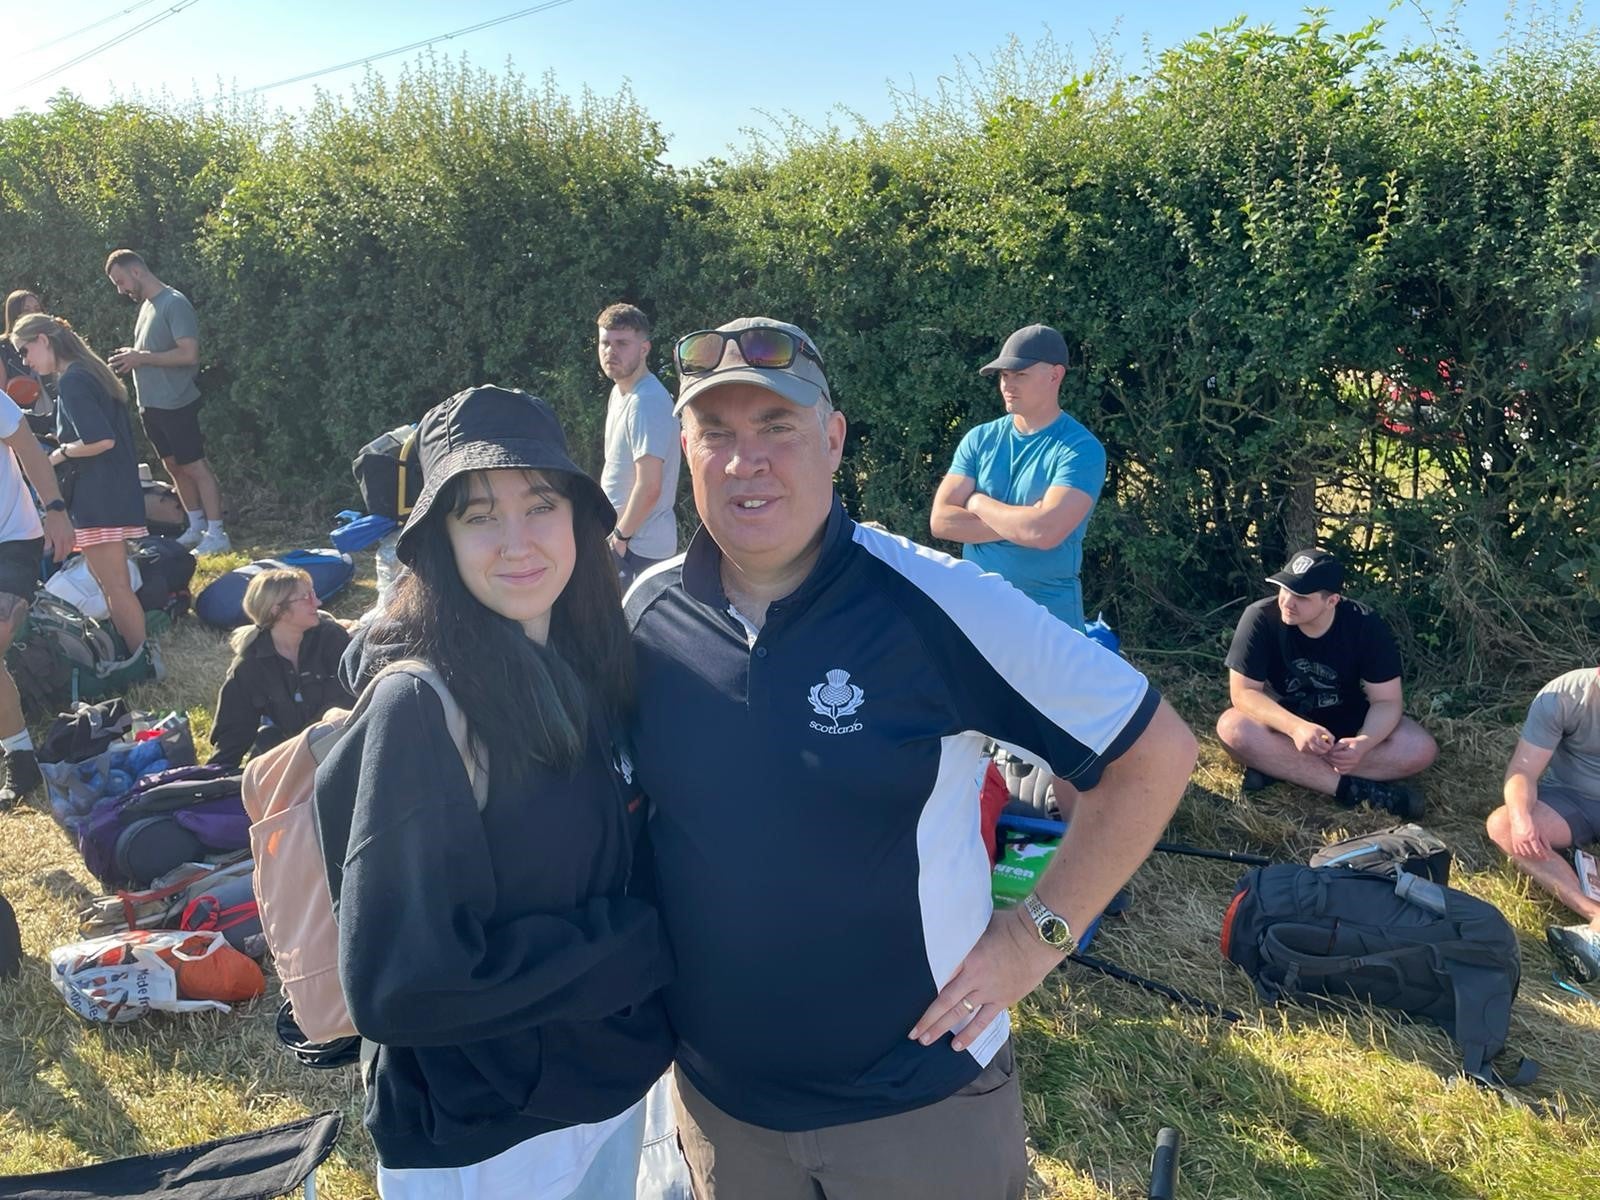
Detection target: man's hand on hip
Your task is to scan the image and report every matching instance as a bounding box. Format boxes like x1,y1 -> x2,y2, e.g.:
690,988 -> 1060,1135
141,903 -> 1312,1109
909,906 -> 1062,1053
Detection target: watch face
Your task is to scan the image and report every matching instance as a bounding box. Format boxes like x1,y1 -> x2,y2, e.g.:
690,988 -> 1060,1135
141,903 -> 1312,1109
1040,914 -> 1074,950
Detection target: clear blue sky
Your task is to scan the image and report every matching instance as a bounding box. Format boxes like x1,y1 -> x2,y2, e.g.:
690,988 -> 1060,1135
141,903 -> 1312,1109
1,1 -> 1570,163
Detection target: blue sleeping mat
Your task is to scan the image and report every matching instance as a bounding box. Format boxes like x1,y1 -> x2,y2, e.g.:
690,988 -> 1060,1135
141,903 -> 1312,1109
194,549 -> 356,629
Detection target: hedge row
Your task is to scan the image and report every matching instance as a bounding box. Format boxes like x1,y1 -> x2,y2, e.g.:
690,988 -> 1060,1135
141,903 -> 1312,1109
1,22 -> 1596,683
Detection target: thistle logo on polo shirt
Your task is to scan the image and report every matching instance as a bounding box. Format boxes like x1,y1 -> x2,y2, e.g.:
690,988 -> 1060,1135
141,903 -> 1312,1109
807,668 -> 865,735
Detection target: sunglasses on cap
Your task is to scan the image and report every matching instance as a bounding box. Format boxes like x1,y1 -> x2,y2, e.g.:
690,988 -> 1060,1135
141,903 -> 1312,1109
674,326 -> 824,375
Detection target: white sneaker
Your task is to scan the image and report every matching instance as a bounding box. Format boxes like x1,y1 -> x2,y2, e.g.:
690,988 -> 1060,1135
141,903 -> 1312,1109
194,529 -> 231,556
1548,924 -> 1600,984
176,527 -> 204,548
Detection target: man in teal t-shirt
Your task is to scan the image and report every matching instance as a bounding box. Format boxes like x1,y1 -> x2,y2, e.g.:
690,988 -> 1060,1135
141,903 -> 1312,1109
930,324 -> 1106,631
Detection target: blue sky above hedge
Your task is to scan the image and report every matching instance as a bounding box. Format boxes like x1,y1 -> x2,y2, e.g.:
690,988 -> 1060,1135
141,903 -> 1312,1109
4,1 -> 1551,163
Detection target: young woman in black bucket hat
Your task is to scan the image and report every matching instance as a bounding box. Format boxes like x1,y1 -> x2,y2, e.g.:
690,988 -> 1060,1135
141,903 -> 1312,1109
313,385 -> 673,1198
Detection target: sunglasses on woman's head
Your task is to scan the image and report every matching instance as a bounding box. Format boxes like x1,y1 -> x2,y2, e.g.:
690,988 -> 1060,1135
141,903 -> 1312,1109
674,327 -> 823,375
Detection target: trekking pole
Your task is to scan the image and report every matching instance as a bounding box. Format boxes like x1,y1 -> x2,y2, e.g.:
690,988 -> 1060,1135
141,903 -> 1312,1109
1147,1127 -> 1181,1200
1152,842 -> 1271,866
1065,952 -> 1243,1023
996,813 -> 1272,865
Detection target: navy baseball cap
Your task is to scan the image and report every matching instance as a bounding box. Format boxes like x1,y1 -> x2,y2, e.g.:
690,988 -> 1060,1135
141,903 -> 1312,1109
979,324 -> 1070,376
1268,549 -> 1344,595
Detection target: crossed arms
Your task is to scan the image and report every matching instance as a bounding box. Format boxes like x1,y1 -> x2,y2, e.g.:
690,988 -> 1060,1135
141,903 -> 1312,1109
930,473 -> 1093,549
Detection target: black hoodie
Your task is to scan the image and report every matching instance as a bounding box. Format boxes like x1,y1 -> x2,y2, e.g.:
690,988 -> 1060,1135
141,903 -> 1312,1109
312,631 -> 674,1170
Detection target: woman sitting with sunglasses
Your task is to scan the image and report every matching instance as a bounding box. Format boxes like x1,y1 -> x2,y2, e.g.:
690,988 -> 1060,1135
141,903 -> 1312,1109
208,567 -> 353,768
314,386 -> 673,1198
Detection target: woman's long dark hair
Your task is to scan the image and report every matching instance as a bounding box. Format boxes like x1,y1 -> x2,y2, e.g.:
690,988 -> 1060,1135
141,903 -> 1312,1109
371,468 -> 632,784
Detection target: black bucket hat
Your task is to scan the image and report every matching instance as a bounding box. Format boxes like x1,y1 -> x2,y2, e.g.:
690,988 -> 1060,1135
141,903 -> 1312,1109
395,385 -> 615,566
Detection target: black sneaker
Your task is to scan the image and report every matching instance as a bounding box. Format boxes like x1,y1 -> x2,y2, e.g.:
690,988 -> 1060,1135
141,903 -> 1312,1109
1339,775 -> 1423,819
0,749 -> 41,810
1241,767 -> 1278,794
1547,924 -> 1600,985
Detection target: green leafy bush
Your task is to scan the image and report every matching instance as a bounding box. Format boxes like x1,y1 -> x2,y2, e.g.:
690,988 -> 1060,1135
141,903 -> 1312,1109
2,22 -> 1596,682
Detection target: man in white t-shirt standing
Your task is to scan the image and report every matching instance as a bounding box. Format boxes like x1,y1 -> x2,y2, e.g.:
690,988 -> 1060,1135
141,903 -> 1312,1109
597,304 -> 681,589
0,393 -> 73,806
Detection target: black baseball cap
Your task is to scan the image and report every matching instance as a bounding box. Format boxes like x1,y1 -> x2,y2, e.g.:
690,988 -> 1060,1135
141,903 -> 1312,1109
1268,549 -> 1344,595
396,385 -> 614,565
979,324 -> 1070,376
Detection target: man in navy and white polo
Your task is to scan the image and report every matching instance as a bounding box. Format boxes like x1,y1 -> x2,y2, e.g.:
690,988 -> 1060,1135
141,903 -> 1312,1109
625,317 -> 1198,1200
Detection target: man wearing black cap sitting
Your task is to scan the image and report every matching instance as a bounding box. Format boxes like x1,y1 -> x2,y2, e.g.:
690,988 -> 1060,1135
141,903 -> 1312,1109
930,324 -> 1104,633
1216,548 -> 1437,815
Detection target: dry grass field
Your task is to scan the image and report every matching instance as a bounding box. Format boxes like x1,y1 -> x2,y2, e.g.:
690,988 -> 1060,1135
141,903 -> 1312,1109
0,514 -> 1596,1199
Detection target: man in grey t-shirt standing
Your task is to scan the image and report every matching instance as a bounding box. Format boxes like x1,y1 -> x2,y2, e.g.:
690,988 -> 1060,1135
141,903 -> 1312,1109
104,249 -> 230,556
597,303 -> 680,589
1485,667 -> 1600,981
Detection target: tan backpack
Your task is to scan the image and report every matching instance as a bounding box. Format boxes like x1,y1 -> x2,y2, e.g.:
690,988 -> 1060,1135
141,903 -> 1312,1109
241,659 -> 487,1044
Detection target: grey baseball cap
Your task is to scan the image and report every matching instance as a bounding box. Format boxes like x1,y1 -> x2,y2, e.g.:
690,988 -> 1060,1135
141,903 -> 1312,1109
674,317 -> 831,416
979,324 -> 1070,376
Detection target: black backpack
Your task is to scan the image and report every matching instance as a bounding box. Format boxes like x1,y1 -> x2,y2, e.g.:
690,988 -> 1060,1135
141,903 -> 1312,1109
1221,863 -> 1535,1089
132,535 -> 198,617
141,480 -> 189,538
1307,823 -> 1452,884
38,698 -> 136,764
351,422 -> 419,520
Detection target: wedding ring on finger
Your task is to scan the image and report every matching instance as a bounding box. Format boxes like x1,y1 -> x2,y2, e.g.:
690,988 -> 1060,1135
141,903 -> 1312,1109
961,998 -> 976,1014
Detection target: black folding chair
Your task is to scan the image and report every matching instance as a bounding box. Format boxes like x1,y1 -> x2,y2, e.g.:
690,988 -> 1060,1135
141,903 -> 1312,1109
0,1110 -> 342,1200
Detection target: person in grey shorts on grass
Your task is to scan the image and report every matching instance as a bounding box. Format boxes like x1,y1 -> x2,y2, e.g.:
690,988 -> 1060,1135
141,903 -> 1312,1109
596,303 -> 680,590
1485,667 -> 1600,982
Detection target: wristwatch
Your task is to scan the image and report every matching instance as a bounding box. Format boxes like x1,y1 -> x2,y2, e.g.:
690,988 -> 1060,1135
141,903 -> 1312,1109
44,499 -> 66,513
1022,892 -> 1076,953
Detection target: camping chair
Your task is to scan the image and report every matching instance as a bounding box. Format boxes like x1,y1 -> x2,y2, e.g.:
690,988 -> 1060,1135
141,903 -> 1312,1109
0,1110 -> 341,1200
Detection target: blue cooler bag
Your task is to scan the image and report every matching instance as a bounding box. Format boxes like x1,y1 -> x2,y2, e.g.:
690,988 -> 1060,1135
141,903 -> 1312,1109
195,550 -> 355,629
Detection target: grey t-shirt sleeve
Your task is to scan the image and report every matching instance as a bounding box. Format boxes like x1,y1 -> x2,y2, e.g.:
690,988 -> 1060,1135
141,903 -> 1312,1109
628,379 -> 677,463
161,291 -> 200,342
1520,690 -> 1567,750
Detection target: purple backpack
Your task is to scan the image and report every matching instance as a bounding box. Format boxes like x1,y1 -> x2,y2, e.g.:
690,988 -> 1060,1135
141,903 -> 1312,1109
77,765 -> 250,888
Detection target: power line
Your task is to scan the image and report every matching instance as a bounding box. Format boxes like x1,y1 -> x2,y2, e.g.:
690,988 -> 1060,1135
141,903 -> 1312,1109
247,0 -> 581,95
15,0 -> 203,93
19,0 -> 162,59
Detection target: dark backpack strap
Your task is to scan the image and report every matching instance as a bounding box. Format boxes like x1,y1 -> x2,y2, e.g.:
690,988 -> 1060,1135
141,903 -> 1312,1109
1445,958 -> 1538,1087
1259,926 -> 1430,993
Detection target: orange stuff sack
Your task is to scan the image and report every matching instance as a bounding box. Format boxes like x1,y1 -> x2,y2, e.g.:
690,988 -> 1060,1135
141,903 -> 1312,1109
164,931 -> 265,1003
